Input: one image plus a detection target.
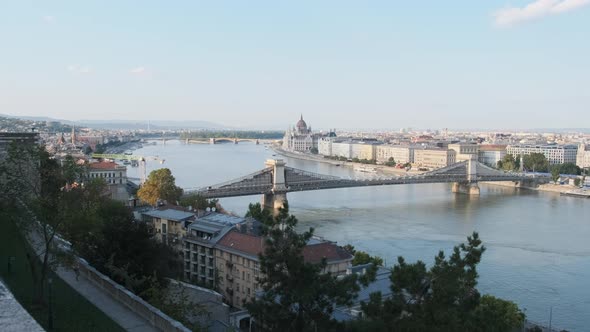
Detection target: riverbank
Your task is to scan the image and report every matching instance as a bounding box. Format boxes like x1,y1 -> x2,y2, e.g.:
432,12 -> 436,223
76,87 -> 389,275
272,146 -> 422,176
482,180 -> 585,196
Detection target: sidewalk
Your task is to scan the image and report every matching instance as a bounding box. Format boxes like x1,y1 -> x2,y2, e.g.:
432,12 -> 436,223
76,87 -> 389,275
26,224 -> 159,332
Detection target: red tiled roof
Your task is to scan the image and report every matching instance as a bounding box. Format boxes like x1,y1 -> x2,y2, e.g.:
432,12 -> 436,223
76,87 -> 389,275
88,161 -> 121,170
218,231 -> 265,256
302,242 -> 353,264
218,231 -> 353,264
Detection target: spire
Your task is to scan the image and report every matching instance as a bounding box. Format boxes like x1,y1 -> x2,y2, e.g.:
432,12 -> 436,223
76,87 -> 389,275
300,114 -> 303,121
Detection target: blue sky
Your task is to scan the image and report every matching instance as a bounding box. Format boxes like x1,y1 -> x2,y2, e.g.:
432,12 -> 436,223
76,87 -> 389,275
1,1 -> 589,129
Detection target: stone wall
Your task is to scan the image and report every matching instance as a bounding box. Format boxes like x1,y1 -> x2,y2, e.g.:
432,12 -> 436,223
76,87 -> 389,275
77,258 -> 191,332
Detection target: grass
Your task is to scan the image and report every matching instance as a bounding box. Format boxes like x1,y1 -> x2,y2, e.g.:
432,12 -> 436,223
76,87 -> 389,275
0,211 -> 125,332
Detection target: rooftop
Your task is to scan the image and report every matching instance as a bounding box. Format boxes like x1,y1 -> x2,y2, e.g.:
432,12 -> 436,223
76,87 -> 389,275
88,161 -> 125,170
142,209 -> 195,222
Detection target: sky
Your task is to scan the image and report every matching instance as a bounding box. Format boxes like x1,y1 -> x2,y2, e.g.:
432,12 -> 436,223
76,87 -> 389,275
1,1 -> 589,129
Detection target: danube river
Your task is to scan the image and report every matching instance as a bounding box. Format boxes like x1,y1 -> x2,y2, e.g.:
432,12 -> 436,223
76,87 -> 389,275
129,140 -> 589,331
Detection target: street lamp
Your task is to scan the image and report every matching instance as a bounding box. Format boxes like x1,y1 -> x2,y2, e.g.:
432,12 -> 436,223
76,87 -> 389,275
48,277 -> 53,330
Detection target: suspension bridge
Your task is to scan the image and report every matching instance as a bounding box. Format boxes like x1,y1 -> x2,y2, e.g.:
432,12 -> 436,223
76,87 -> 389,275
184,157 -> 547,214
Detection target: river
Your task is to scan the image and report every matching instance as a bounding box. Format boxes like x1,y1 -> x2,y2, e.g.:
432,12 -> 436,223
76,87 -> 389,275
128,140 -> 590,331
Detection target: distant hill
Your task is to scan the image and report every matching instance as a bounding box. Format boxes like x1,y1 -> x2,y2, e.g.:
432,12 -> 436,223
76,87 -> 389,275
0,114 -> 228,130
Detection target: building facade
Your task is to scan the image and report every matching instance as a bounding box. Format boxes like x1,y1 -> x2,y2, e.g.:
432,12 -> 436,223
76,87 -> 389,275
350,142 -> 378,160
506,144 -> 578,165
414,148 -> 456,169
478,145 -> 507,167
375,145 -> 415,164
213,230 -> 353,309
87,161 -> 129,201
448,143 -> 479,162
142,208 -> 196,251
183,213 -> 255,289
282,115 -> 319,152
577,143 -> 590,169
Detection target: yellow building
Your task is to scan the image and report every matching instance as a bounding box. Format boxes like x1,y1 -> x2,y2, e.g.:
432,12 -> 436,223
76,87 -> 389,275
414,148 -> 456,169
215,231 -> 353,309
448,143 -> 479,162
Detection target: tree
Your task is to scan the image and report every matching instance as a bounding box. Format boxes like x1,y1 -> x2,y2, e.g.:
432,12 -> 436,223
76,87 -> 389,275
180,194 -> 213,212
310,147 -> 319,154
551,166 -> 561,183
499,154 -> 519,171
574,178 -> 581,187
1,144 -> 73,305
385,157 -> 396,167
471,295 -> 525,332
138,168 -> 183,206
352,251 -> 384,267
246,202 -> 360,331
356,233 -> 523,331
555,163 -> 581,175
523,153 -> 549,172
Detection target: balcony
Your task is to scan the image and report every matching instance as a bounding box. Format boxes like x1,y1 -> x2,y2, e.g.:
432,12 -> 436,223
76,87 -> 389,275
226,274 -> 234,282
226,261 -> 233,268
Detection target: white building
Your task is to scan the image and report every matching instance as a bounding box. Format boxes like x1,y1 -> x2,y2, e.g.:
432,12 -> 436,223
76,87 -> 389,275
375,145 -> 415,164
478,145 -> 507,167
577,143 -> 590,169
282,115 -> 319,152
88,161 -> 129,201
506,144 -> 578,165
448,143 -> 479,162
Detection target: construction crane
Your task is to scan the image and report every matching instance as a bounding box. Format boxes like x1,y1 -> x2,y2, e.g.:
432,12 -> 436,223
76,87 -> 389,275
91,153 -> 165,184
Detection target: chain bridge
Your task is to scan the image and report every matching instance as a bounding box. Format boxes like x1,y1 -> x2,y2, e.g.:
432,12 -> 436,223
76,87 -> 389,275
184,157 -> 544,213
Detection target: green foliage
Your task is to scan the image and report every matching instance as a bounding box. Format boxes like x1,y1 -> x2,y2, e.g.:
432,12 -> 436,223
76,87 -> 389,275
138,168 -> 183,206
574,178 -> 581,187
180,194 -> 216,211
498,154 -> 519,171
352,251 -> 384,267
310,147 -> 319,154
523,153 -> 549,172
471,295 -> 525,332
355,233 -> 524,331
245,202 -> 360,331
553,163 -> 581,175
551,166 -> 561,183
385,157 -> 396,167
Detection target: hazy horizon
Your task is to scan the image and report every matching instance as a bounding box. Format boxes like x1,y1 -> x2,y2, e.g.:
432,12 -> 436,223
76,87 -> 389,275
2,1 -> 589,129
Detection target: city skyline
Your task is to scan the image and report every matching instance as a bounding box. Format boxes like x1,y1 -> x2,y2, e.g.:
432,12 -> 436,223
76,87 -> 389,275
1,1 -> 589,129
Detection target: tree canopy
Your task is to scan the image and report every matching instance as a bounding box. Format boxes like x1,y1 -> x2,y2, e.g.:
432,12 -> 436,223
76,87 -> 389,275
245,202 -> 360,331
351,233 -> 525,332
137,168 -> 183,206
523,153 -> 549,172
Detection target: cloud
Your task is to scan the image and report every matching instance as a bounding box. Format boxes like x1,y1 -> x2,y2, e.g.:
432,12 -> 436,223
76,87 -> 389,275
67,64 -> 92,75
43,15 -> 56,24
493,0 -> 590,27
129,66 -> 147,75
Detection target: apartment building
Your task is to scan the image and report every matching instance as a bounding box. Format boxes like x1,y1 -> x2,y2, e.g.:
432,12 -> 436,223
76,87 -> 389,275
577,143 -> 590,169
214,231 -> 353,309
183,213 -> 257,288
478,145 -> 507,167
448,143 -> 479,162
375,145 -> 415,164
414,148 -> 456,169
142,207 -> 196,251
506,144 -> 578,165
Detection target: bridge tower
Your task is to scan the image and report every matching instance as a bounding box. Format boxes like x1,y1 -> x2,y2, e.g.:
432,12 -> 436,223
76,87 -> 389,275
262,159 -> 288,215
210,138 -> 216,144
451,155 -> 480,195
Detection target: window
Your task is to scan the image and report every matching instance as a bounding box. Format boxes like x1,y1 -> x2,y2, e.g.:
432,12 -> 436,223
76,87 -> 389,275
247,287 -> 251,295
242,271 -> 245,280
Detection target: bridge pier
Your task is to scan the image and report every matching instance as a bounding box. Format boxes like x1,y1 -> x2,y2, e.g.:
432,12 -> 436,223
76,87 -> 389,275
452,182 -> 480,195
261,193 -> 288,216
210,138 -> 216,144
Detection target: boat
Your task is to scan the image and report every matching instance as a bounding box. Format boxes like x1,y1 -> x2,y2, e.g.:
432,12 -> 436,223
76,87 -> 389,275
354,165 -> 377,173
